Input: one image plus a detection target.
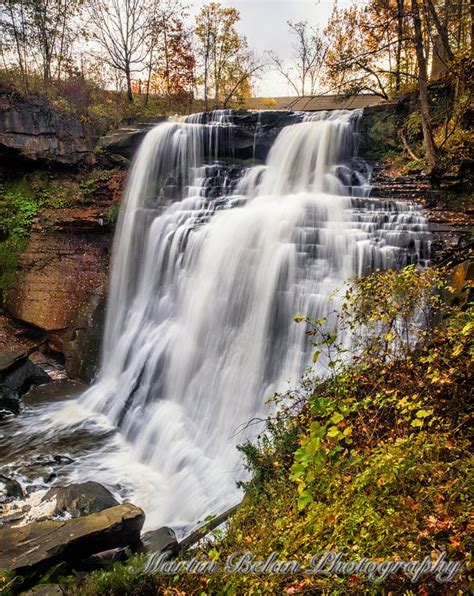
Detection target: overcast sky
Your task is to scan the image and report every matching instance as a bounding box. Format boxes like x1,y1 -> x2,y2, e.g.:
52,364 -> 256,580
188,0 -> 354,96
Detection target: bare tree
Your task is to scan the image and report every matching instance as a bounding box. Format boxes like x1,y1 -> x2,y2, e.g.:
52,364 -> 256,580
0,0 -> 80,84
87,0 -> 152,102
0,0 -> 29,83
270,21 -> 327,96
142,0 -> 184,106
28,0 -> 80,83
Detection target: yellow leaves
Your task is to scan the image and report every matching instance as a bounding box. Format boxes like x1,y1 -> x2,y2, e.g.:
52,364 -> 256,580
330,411 -> 344,424
416,409 -> 432,419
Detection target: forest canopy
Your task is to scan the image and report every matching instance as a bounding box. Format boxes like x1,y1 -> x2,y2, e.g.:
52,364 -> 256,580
0,0 -> 472,169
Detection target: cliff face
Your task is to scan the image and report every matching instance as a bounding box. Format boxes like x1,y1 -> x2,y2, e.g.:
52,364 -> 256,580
0,168 -> 124,377
0,92 -> 103,166
6,212 -> 111,333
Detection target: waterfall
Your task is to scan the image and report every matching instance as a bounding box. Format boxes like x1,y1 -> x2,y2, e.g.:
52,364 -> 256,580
0,109 -> 430,535
74,109 -> 430,533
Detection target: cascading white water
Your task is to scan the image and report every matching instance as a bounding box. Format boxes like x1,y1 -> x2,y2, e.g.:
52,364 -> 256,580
75,109 -> 430,532
0,109 -> 430,535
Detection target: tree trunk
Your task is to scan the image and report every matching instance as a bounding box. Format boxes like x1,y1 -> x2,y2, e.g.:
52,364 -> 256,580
204,32 -> 210,110
163,27 -> 172,109
411,0 -> 438,171
125,66 -> 134,102
395,0 -> 404,93
471,0 -> 474,54
144,58 -> 153,107
424,0 -> 453,61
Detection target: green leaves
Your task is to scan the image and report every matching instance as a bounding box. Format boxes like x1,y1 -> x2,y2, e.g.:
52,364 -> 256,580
297,490 -> 313,510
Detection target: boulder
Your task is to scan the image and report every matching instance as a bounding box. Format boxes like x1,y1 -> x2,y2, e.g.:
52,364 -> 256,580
0,502 -> 145,578
42,482 -> 119,519
98,127 -> 149,160
0,386 -> 20,418
23,583 -> 64,595
0,358 -> 50,395
0,475 -> 24,500
140,526 -> 179,556
78,546 -> 130,571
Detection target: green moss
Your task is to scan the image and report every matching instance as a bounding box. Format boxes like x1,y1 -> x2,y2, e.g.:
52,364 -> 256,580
363,110 -> 399,158
0,183 -> 42,303
104,203 -> 120,225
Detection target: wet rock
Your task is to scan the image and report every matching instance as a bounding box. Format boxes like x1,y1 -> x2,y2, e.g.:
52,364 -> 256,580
0,386 -> 20,418
42,481 -> 119,519
98,127 -> 149,159
23,379 -> 86,406
0,502 -> 145,578
0,475 -> 24,500
78,546 -> 130,571
43,473 -> 57,485
0,510 -> 26,526
140,526 -> 179,556
63,291 -> 106,383
0,358 -> 50,395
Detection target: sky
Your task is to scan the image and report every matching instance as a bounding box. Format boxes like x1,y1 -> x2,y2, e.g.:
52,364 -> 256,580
188,0 -> 354,96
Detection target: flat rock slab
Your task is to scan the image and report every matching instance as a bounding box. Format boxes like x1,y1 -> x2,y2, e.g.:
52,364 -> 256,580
42,482 -> 118,518
23,379 -> 86,406
0,503 -> 144,577
0,350 -> 26,373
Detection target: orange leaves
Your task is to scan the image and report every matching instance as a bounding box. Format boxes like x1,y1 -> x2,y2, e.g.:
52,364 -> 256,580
285,579 -> 311,593
405,496 -> 421,512
424,514 -> 453,533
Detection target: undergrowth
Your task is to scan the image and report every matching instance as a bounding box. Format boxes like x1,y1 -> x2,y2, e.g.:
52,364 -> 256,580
75,263 -> 472,595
